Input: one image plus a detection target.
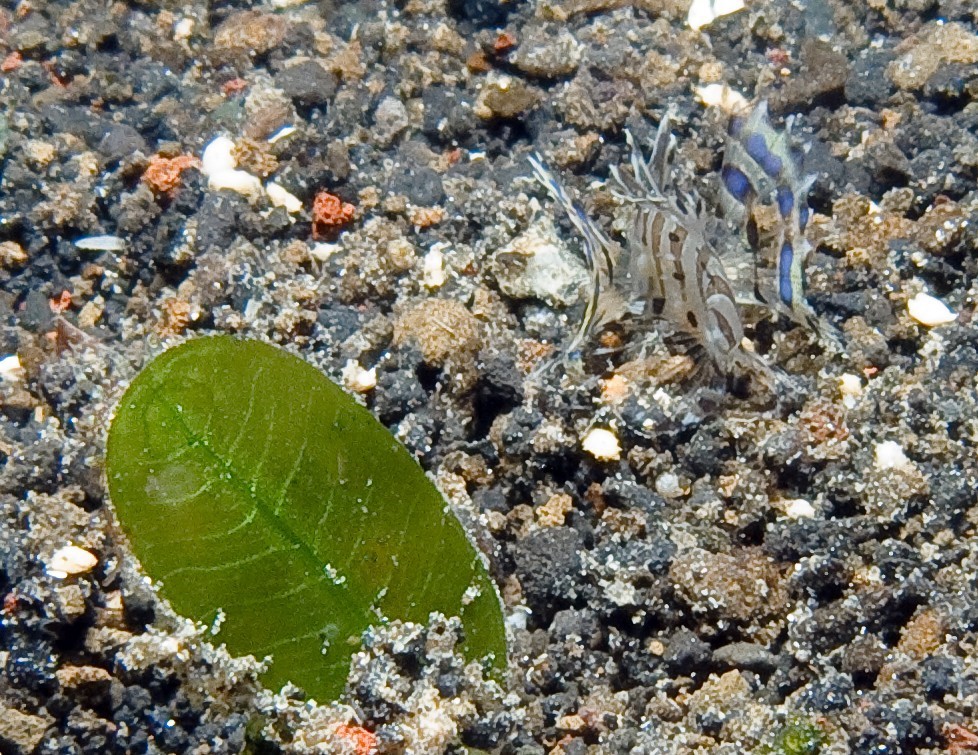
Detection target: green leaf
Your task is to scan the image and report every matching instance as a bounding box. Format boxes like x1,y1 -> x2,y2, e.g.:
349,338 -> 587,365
106,336 -> 506,700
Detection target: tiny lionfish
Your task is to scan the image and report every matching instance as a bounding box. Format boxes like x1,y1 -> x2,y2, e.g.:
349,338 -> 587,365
530,102 -> 838,392
720,101 -> 842,347
530,111 -> 776,389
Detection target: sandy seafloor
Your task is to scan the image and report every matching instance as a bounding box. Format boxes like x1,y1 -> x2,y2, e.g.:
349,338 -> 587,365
3,0 -> 978,752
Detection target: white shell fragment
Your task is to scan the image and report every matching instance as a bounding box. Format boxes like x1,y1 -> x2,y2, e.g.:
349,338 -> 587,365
201,135 -> 263,199
266,182 -> 303,213
687,0 -> 746,31
74,235 -> 126,252
695,83 -> 750,113
874,441 -> 911,471
0,354 -> 24,383
838,373 -> 863,408
907,292 -> 956,326
341,360 -> 377,393
423,248 -> 446,289
581,427 -> 621,461
201,135 -> 236,175
267,125 -> 297,144
784,499 -> 816,519
46,545 -> 98,578
655,472 -> 685,499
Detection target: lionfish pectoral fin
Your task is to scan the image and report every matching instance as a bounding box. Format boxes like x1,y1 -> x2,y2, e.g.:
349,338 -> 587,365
529,153 -> 619,356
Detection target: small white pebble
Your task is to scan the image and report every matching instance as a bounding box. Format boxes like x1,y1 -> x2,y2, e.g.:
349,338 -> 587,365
74,235 -> 126,252
838,373 -> 862,408
0,354 -> 24,383
266,182 -> 303,213
172,17 -> 194,40
687,0 -> 746,30
655,472 -> 685,499
874,440 -> 911,471
201,135 -> 237,176
46,545 -> 98,578
784,499 -> 816,519
907,292 -> 956,326
505,605 -> 531,633
341,360 -> 377,393
267,125 -> 297,144
423,248 -> 446,289
208,169 -> 263,199
695,83 -> 750,112
201,136 -> 263,199
309,242 -> 341,262
582,427 -> 621,462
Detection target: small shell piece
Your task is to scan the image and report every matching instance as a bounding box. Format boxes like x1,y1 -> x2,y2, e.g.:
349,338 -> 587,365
74,235 -> 126,252
582,427 -> 621,461
46,545 -> 98,578
874,440 -> 911,471
907,292 -> 956,326
200,135 -> 263,199
687,0 -> 746,30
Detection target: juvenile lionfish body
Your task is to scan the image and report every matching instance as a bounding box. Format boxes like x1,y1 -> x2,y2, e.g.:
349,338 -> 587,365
531,113 -> 773,387
720,101 -> 841,345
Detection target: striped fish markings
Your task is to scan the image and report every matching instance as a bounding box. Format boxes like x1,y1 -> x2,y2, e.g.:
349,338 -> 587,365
530,112 -> 774,388
720,101 -> 841,347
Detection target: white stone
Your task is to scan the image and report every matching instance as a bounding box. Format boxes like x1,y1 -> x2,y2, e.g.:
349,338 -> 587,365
74,235 -> 126,252
267,126 -> 297,144
655,472 -> 685,499
208,169 -> 263,199
423,248 -> 446,289
201,136 -> 263,199
907,292 -> 956,326
784,499 -> 816,519
266,182 -> 303,213
838,373 -> 862,408
493,215 -> 587,307
582,427 -> 621,462
874,440 -> 911,471
341,360 -> 377,393
201,135 -> 237,176
310,243 -> 341,262
172,18 -> 194,40
0,354 -> 24,382
46,545 -> 98,578
688,0 -> 746,30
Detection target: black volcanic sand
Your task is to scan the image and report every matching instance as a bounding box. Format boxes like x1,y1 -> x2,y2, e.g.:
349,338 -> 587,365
2,0 -> 978,752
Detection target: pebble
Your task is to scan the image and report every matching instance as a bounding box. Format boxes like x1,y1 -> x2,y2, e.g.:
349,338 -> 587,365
838,373 -> 863,408
423,248 -> 446,289
0,704 -> 51,755
907,292 -> 956,326
74,235 -> 126,252
784,499 -> 816,519
45,545 -> 98,578
0,354 -> 24,382
581,427 -> 621,462
687,0 -> 744,30
341,360 -> 377,393
874,441 -> 911,471
200,136 -> 263,199
655,472 -> 685,499
266,182 -> 303,213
